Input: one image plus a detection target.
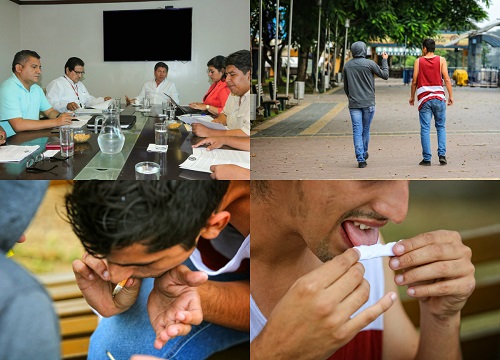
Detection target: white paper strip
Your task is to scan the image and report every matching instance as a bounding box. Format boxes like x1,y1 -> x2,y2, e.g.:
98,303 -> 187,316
355,242 -> 397,260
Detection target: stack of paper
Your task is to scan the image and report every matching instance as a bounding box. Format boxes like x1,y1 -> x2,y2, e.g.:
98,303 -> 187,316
178,115 -> 227,131
0,145 -> 40,162
179,148 -> 250,173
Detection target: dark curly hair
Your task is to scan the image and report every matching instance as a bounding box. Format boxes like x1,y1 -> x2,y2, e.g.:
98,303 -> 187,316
65,180 -> 230,258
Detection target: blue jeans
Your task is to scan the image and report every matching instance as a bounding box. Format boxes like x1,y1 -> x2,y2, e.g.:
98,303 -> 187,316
88,259 -> 249,360
349,106 -> 375,162
419,99 -> 447,161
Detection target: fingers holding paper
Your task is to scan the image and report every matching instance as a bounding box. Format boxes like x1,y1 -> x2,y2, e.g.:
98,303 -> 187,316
389,230 -> 475,317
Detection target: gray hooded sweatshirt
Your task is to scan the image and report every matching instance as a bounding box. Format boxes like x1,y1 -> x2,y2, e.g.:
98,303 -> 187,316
0,181 -> 60,360
343,41 -> 389,108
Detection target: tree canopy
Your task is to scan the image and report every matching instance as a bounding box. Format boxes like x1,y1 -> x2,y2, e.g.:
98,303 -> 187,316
251,0 -> 491,81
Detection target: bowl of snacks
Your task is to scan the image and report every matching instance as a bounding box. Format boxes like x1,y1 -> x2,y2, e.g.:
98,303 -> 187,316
73,128 -> 92,143
166,119 -> 183,130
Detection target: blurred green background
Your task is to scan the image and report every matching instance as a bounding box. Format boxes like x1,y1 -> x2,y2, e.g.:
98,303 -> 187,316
381,180 -> 500,242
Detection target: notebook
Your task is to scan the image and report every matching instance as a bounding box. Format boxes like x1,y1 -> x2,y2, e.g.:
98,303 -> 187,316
86,114 -> 136,129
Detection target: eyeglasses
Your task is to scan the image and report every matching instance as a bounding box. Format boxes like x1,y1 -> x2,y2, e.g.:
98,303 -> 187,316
73,70 -> 85,75
25,154 -> 69,173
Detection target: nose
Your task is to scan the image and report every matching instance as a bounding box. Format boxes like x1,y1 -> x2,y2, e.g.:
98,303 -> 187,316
106,263 -> 133,283
371,180 -> 409,224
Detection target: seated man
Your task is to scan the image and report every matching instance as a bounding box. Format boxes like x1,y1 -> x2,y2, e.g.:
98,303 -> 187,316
46,57 -> 112,112
250,181 -> 475,359
126,62 -> 180,105
192,50 -> 250,138
0,50 -> 74,137
193,136 -> 250,180
0,180 -> 60,360
65,180 -> 249,360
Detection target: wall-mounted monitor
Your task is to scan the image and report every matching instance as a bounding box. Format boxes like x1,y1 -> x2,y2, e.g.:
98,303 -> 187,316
103,8 -> 192,62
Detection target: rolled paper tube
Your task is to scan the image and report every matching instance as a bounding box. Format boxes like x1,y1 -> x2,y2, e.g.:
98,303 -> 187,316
355,242 -> 398,260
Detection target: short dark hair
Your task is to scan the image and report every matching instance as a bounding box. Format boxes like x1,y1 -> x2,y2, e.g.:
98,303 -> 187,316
12,50 -> 40,73
226,50 -> 251,75
155,62 -> 168,72
64,57 -> 85,73
422,39 -> 436,53
65,180 -> 230,257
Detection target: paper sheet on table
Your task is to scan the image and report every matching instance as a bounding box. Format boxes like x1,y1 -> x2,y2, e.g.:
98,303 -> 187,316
179,148 -> 250,173
178,115 -> 227,131
69,115 -> 92,128
74,108 -> 104,115
0,145 -> 40,162
89,99 -> 113,110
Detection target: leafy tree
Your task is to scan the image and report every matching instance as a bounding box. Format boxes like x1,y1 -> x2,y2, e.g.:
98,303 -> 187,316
250,0 -> 490,82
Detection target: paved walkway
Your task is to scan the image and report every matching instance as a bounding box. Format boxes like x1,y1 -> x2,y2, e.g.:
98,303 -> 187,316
251,78 -> 500,179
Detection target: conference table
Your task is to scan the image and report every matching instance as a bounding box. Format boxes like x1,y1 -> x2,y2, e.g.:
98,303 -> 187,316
0,105 -> 211,180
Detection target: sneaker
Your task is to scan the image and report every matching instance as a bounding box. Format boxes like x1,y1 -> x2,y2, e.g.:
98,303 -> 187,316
419,160 -> 431,166
439,156 -> 447,165
358,161 -> 367,168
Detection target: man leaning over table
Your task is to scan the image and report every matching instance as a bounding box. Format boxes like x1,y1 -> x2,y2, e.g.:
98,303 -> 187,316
46,56 -> 112,112
192,50 -> 251,138
126,62 -> 180,106
0,50 -> 74,138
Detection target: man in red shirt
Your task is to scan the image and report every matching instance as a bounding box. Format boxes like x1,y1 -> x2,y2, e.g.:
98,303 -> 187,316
409,38 -> 454,166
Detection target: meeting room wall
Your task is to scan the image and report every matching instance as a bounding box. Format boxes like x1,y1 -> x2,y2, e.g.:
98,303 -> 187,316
0,1 -> 21,83
16,0 -> 249,104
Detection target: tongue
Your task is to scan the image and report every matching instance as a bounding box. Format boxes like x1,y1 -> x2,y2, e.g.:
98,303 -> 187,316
343,221 -> 379,246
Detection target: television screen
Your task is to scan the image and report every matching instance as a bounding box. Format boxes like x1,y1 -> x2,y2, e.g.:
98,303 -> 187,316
103,8 -> 192,62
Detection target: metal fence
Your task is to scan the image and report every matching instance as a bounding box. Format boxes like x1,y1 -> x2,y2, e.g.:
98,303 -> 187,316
467,68 -> 499,87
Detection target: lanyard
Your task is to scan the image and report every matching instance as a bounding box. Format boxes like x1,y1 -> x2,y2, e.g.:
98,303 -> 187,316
65,76 -> 82,107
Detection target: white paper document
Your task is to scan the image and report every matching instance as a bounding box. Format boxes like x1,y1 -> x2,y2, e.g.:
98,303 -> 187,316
355,242 -> 397,260
89,99 -> 113,110
69,115 -> 92,128
178,115 -> 227,131
179,148 -> 250,173
0,145 -> 40,162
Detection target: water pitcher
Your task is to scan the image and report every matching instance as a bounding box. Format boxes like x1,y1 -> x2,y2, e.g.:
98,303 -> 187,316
97,109 -> 125,154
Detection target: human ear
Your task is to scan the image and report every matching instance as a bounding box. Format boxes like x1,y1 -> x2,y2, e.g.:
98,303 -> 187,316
199,211 -> 231,239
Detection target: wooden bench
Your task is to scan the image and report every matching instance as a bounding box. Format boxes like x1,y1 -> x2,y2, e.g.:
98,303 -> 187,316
253,84 -> 279,118
268,81 -> 291,111
37,272 -> 97,360
401,224 -> 500,360
38,272 -> 249,360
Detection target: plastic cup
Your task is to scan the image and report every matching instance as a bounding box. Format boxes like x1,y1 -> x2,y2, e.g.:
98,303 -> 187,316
59,125 -> 74,157
135,161 -> 160,180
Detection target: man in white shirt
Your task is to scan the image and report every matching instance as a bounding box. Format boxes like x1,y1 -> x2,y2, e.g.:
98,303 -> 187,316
46,57 -> 111,112
126,62 -> 180,105
192,50 -> 250,137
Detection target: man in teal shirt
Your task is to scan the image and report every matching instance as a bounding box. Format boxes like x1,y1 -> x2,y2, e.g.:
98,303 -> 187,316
0,50 -> 74,138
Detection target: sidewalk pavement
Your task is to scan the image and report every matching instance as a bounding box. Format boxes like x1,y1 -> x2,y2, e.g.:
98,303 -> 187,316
251,78 -> 500,179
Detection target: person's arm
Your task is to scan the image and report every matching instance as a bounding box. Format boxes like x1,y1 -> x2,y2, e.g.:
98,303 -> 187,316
9,110 -> 74,132
409,59 -> 420,106
212,112 -> 227,125
343,69 -> 349,96
440,57 -> 454,106
371,52 -> 389,80
192,136 -> 250,151
45,80 -> 74,113
196,279 -> 249,330
0,126 -> 5,145
389,230 -> 474,360
209,165 -> 250,180
192,123 -> 248,138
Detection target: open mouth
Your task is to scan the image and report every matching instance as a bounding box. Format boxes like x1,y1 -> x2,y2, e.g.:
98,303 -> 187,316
342,220 -> 380,247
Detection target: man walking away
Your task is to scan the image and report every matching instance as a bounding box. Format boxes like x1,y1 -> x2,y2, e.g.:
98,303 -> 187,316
409,38 -> 453,166
343,41 -> 389,168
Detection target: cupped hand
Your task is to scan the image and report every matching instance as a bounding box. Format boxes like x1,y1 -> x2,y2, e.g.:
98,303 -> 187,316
390,230 -> 475,319
72,253 -> 141,317
147,265 -> 208,349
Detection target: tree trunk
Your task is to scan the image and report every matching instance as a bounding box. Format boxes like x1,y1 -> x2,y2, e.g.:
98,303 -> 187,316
297,46 -> 309,82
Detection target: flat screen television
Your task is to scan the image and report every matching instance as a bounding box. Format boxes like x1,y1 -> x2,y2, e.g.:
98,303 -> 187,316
103,8 -> 192,62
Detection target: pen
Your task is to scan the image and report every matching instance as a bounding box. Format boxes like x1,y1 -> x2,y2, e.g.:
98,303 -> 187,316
112,278 -> 128,297
106,350 -> 116,360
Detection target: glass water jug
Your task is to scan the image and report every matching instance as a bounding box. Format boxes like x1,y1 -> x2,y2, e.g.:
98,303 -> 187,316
97,109 -> 125,154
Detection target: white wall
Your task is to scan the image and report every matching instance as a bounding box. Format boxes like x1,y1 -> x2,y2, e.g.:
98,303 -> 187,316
0,1 -> 21,83
17,0 -> 249,104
